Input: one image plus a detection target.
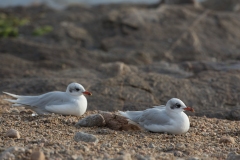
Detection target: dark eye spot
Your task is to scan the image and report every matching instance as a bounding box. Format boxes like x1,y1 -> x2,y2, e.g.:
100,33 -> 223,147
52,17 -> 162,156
176,103 -> 181,108
76,88 -> 80,91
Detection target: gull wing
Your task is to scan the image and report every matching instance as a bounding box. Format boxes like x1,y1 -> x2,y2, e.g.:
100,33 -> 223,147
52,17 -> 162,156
138,108 -> 172,126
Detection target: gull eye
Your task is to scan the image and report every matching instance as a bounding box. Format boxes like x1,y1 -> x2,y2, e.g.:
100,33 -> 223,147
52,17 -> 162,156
76,88 -> 80,91
176,103 -> 181,108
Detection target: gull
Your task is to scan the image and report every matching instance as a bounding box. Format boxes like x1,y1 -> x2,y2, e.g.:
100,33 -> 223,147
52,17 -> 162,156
119,98 -> 194,134
3,82 -> 92,116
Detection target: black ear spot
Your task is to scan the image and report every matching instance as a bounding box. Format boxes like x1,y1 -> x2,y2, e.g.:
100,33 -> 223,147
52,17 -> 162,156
69,89 -> 72,93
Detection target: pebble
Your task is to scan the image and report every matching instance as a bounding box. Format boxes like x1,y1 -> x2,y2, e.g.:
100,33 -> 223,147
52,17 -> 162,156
78,144 -> 89,152
219,136 -> 235,144
9,108 -> 20,114
174,151 -> 183,157
115,153 -> 132,160
188,157 -> 201,160
75,114 -> 105,128
30,150 -> 45,160
74,132 -> 98,143
5,129 -> 20,138
148,143 -> 155,148
226,152 -> 240,160
96,128 -> 114,135
72,154 -> 83,160
0,147 -> 25,159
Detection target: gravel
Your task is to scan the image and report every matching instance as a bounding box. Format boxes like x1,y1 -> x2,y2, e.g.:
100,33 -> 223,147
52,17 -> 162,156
0,102 -> 239,159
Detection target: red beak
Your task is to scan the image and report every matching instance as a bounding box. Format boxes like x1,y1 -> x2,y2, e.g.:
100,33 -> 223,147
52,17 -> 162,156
82,91 -> 92,96
184,107 -> 194,112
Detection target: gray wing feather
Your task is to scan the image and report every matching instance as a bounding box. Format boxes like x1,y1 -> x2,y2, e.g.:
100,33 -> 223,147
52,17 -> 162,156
119,108 -> 171,126
138,108 -> 171,126
4,91 -> 69,114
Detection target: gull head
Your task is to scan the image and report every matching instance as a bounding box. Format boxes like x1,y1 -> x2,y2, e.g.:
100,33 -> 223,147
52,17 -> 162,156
166,98 -> 193,113
66,83 -> 92,96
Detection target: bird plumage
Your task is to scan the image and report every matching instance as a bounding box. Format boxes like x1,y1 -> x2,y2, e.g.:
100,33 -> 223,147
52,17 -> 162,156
3,83 -> 91,116
119,98 -> 193,134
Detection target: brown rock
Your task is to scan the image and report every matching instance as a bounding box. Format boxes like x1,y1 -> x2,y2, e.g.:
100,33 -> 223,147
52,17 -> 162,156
5,129 -> 20,139
100,111 -> 141,131
30,150 -> 45,160
219,136 -> 235,144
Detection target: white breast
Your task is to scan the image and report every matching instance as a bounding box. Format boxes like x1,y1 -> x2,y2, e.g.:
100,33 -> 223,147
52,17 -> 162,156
74,95 -> 88,116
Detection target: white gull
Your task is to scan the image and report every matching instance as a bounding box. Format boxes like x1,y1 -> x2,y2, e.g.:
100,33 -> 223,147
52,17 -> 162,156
3,82 -> 92,116
119,98 -> 194,134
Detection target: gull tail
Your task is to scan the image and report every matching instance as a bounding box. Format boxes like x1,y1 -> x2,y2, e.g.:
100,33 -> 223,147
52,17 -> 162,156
3,92 -> 27,107
3,92 -> 20,98
118,111 -> 143,130
118,110 -> 142,122
3,99 -> 22,107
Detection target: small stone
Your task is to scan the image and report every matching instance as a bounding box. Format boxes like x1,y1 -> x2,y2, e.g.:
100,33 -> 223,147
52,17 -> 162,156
188,157 -> 201,160
96,128 -> 114,135
148,143 -> 155,148
75,114 -> 105,128
74,132 -> 98,143
155,152 -> 174,160
30,150 -> 45,160
10,108 -> 20,114
174,151 -> 183,157
5,129 -> 20,138
219,136 -> 235,144
115,152 -> 132,160
226,152 -> 240,160
78,144 -> 89,152
118,142 -> 124,146
0,147 -> 25,159
72,154 -> 83,160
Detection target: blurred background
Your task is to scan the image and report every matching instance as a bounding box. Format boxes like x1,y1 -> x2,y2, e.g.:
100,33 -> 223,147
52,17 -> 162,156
0,0 -> 240,120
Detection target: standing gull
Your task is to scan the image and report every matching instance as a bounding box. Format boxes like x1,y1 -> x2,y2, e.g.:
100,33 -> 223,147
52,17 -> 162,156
3,82 -> 92,116
119,98 -> 194,134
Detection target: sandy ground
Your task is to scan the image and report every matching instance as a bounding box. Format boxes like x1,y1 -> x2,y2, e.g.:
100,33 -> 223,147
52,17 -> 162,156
0,96 -> 239,160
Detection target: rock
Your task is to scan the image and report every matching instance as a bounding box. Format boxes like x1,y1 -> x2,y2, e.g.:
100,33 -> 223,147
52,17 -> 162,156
155,152 -> 175,160
9,108 -> 20,114
163,0 -> 194,5
98,62 -> 137,77
115,153 -> 132,160
96,128 -> 114,135
100,111 -> 141,131
0,147 -> 25,160
74,132 -> 98,143
188,157 -> 201,160
199,0 -> 240,11
30,150 -> 45,160
75,114 -> 105,128
77,144 -> 89,152
72,154 -> 83,160
219,136 -> 235,144
61,22 -> 92,46
148,143 -> 155,148
228,108 -> 240,120
5,129 -> 20,138
226,152 -> 240,160
174,151 -> 183,157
